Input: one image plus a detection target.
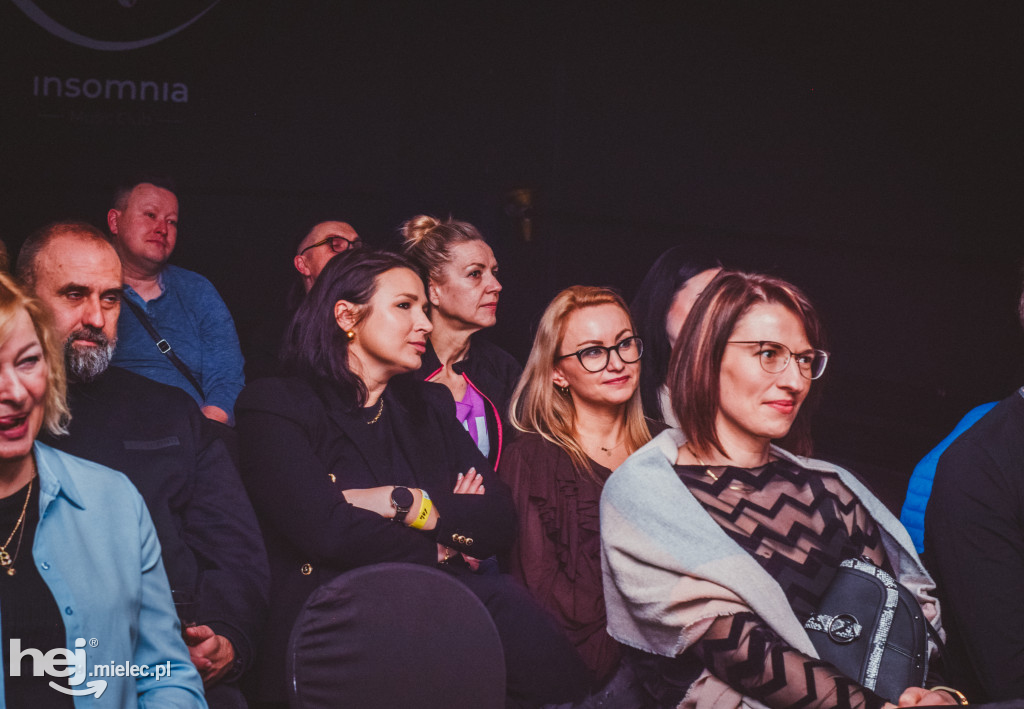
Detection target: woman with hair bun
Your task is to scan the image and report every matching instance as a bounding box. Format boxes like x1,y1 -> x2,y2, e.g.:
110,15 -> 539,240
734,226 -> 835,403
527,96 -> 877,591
402,215 -> 521,469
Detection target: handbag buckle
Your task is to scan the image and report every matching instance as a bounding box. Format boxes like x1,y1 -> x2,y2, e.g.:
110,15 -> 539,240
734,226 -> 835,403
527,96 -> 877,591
826,614 -> 862,644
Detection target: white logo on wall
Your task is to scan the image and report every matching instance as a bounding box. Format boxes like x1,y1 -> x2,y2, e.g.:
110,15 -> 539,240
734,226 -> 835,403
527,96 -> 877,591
10,0 -> 220,52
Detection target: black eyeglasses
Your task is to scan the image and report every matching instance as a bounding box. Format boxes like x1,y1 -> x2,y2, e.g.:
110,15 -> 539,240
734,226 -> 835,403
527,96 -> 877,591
726,340 -> 829,380
557,336 -> 644,373
299,235 -> 362,255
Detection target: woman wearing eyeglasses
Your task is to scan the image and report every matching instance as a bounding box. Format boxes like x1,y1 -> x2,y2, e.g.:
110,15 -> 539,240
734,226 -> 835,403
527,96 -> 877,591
403,215 -> 520,469
601,271 -> 959,709
500,286 -> 664,693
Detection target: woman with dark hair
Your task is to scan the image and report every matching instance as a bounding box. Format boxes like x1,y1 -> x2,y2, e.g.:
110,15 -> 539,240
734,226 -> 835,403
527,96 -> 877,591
630,247 -> 720,426
501,286 -> 664,689
602,271 -> 961,709
236,250 -> 588,708
402,215 -> 521,468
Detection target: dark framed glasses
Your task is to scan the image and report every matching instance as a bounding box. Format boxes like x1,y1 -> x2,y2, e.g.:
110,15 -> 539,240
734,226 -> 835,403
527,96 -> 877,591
299,235 -> 362,255
727,340 -> 829,380
557,336 -> 644,373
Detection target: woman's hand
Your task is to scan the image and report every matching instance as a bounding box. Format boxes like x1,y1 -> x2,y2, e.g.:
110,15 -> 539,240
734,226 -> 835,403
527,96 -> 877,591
341,486 -> 397,519
894,687 -> 959,706
342,486 -> 439,530
451,468 -> 485,570
453,468 -> 485,496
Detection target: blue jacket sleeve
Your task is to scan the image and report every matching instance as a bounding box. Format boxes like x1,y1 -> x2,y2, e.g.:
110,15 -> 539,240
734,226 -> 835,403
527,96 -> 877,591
900,402 -> 996,552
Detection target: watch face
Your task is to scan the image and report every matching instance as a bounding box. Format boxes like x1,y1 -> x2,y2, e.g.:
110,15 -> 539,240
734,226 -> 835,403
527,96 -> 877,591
391,486 -> 414,510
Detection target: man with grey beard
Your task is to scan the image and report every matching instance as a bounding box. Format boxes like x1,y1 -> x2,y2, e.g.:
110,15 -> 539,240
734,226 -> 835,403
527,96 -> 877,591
62,321 -> 116,380
17,221 -> 268,709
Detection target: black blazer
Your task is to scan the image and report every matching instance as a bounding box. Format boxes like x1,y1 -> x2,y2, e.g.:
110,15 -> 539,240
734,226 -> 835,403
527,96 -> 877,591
236,373 -> 518,702
41,366 -> 269,681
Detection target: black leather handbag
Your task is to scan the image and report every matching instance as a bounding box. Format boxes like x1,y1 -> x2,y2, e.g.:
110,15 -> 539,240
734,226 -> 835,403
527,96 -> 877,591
803,557 -> 929,702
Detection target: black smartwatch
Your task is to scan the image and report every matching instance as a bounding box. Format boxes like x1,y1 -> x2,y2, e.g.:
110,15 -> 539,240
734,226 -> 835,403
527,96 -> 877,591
390,486 -> 414,523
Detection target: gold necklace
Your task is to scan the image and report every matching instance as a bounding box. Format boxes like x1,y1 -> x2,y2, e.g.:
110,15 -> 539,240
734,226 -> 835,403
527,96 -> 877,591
366,397 -> 385,425
684,443 -> 749,492
0,478 -> 33,576
599,438 -> 625,456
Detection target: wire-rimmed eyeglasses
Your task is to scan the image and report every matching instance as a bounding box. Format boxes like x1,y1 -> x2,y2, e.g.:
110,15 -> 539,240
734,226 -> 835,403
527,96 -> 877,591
299,235 -> 362,255
557,336 -> 644,373
727,340 -> 829,380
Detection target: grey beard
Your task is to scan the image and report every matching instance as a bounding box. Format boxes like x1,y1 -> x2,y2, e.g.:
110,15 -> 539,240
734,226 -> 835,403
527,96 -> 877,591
65,339 -> 116,383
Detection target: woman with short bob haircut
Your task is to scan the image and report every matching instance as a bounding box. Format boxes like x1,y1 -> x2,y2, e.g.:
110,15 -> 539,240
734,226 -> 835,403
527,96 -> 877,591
0,272 -> 205,707
502,286 -> 663,689
237,249 -> 589,708
601,271 -> 959,709
669,270 -> 820,458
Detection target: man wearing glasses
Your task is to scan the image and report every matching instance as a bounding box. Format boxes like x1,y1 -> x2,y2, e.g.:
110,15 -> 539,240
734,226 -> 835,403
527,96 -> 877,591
293,220 -> 361,293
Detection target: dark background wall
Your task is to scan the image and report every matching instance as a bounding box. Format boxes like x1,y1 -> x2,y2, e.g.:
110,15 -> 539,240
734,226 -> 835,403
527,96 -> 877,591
2,2 -> 1022,511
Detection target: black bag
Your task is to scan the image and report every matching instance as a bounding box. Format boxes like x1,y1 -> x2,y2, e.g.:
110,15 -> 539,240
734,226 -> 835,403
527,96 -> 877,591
803,557 -> 929,702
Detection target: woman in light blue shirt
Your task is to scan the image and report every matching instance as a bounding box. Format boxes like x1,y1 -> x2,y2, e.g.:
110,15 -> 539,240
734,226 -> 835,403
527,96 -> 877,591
0,271 -> 205,708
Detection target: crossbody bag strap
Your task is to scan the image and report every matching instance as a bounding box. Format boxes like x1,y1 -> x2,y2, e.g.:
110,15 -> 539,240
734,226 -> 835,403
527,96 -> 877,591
121,295 -> 206,401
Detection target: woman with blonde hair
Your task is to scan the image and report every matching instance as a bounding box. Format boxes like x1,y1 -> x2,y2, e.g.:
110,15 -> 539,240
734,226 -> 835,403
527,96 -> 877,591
500,285 -> 665,690
402,215 -> 520,468
0,272 -> 204,707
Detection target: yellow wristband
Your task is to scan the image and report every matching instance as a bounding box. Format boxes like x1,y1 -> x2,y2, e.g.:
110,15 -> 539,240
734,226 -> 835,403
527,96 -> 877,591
409,496 -> 433,529
931,686 -> 968,705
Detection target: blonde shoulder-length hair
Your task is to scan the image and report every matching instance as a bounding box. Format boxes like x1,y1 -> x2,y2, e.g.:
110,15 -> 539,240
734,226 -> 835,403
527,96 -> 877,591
509,285 -> 651,481
0,271 -> 69,436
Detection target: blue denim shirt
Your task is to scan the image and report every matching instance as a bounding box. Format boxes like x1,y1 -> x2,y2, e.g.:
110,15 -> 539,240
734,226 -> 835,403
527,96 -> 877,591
0,443 -> 207,709
112,265 -> 245,421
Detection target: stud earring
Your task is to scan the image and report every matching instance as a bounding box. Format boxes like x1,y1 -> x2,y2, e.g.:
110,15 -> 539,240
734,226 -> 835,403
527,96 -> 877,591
346,330 -> 356,342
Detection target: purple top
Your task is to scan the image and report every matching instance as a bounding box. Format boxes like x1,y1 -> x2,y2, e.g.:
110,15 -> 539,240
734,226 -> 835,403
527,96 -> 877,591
456,382 -> 491,459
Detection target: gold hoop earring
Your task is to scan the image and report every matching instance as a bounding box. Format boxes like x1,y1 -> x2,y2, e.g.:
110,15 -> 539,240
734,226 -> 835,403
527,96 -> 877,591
556,384 -> 569,394
346,330 -> 356,342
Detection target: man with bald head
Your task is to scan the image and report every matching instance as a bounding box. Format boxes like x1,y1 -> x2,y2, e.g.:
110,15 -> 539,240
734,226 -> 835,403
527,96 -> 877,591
292,220 -> 361,293
18,221 -> 268,708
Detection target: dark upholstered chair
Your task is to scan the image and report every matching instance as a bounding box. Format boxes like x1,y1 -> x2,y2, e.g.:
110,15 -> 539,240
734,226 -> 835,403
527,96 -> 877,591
287,562 -> 506,709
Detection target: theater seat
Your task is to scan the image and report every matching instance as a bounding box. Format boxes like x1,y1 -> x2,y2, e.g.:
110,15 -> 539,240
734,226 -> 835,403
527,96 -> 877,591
287,562 -> 506,709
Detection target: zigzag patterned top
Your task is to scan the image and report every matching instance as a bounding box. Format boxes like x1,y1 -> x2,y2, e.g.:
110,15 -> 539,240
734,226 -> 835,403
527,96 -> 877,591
671,459 -> 891,709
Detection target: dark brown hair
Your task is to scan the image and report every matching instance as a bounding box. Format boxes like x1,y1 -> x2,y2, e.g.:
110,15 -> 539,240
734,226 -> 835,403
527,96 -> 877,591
667,270 -> 825,458
280,249 -> 421,406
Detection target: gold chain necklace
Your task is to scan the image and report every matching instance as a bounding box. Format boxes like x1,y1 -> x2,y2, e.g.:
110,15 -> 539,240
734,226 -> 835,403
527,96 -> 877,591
366,397 -> 385,425
684,443 -> 749,492
0,478 -> 34,576
599,438 -> 625,456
